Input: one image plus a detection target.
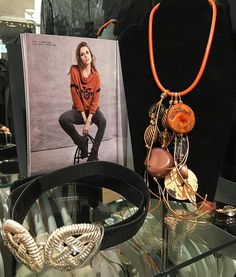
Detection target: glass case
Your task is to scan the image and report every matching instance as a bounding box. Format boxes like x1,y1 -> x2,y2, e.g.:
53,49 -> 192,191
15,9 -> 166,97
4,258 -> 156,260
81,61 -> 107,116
0,180 -> 236,277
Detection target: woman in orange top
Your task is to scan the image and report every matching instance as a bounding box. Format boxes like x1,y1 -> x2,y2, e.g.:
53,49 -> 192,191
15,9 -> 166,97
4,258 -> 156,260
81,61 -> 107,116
59,41 -> 106,161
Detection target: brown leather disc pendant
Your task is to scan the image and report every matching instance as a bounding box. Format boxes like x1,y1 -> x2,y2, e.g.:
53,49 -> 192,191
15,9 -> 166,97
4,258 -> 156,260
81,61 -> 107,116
166,103 -> 195,134
145,147 -> 174,178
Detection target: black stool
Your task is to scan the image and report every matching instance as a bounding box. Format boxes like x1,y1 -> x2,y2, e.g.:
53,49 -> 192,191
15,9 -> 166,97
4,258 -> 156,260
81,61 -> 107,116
74,134 -> 95,164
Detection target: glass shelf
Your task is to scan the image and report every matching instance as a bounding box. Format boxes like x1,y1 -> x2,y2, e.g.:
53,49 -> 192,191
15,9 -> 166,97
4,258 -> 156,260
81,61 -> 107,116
0,183 -> 236,277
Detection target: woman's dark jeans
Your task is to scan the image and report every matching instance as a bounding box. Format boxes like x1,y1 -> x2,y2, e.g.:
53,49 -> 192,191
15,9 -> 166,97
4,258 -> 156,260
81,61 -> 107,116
59,108 -> 106,155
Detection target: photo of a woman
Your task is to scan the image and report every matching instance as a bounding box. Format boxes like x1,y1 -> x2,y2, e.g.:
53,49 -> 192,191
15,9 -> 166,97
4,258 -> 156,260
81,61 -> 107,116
59,41 -> 106,162
22,33 -> 127,176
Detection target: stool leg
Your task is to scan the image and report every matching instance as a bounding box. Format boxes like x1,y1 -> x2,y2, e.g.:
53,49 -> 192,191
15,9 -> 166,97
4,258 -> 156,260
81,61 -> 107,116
74,146 -> 80,164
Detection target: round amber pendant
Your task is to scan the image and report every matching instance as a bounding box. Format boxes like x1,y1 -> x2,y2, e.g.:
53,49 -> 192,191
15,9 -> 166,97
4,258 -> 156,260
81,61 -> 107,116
166,103 -> 195,134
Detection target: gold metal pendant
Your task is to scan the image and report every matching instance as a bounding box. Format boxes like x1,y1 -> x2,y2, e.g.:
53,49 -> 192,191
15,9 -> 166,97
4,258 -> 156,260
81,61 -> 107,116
164,167 -> 198,203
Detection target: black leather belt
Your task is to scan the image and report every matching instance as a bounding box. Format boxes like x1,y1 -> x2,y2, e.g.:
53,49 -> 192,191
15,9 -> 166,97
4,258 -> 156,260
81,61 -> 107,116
2,161 -> 150,272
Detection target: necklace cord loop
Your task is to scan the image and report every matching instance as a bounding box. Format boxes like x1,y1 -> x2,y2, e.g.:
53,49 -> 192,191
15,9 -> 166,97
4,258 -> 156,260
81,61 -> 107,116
148,0 -> 217,97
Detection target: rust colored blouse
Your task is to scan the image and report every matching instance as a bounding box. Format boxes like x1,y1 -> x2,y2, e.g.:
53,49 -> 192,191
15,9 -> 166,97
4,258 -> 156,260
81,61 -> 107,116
70,65 -> 101,114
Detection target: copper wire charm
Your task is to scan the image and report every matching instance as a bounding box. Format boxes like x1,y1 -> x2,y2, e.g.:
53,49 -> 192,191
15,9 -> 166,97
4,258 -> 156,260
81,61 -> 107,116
161,110 -> 168,129
148,102 -> 166,119
174,135 -> 188,163
144,124 -> 158,149
144,101 -> 166,149
158,129 -> 172,148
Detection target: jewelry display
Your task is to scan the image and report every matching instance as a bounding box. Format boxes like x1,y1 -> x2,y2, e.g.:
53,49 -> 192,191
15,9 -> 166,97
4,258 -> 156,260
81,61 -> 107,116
144,0 -> 217,216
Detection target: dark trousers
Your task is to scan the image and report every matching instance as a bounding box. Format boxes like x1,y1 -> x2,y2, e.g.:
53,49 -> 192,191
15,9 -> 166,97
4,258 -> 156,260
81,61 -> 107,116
59,108 -> 106,154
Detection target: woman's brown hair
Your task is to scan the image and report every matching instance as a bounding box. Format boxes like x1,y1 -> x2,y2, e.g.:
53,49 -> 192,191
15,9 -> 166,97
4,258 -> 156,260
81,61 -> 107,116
75,41 -> 97,71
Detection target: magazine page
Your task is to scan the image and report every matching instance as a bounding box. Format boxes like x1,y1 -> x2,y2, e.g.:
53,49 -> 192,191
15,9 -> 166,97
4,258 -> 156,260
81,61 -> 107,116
115,43 -> 134,169
20,33 -> 128,176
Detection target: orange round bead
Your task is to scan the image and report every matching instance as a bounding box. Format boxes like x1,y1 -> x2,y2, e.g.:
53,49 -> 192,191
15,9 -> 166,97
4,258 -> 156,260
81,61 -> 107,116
166,103 -> 195,134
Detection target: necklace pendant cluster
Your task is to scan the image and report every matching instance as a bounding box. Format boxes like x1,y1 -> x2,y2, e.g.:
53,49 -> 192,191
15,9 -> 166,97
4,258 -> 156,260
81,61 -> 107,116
144,0 -> 217,206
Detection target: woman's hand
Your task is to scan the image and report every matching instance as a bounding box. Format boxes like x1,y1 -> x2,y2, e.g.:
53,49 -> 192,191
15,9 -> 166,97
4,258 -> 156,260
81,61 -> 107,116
82,114 -> 93,134
83,119 -> 91,135
81,111 -> 87,123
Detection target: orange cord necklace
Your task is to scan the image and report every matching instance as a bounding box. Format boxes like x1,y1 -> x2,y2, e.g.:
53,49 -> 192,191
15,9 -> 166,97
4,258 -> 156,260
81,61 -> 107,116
144,1 -> 218,212
148,0 -> 217,97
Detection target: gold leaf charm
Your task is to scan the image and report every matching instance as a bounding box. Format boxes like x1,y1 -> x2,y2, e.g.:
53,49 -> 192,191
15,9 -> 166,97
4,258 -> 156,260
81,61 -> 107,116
144,124 -> 158,149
